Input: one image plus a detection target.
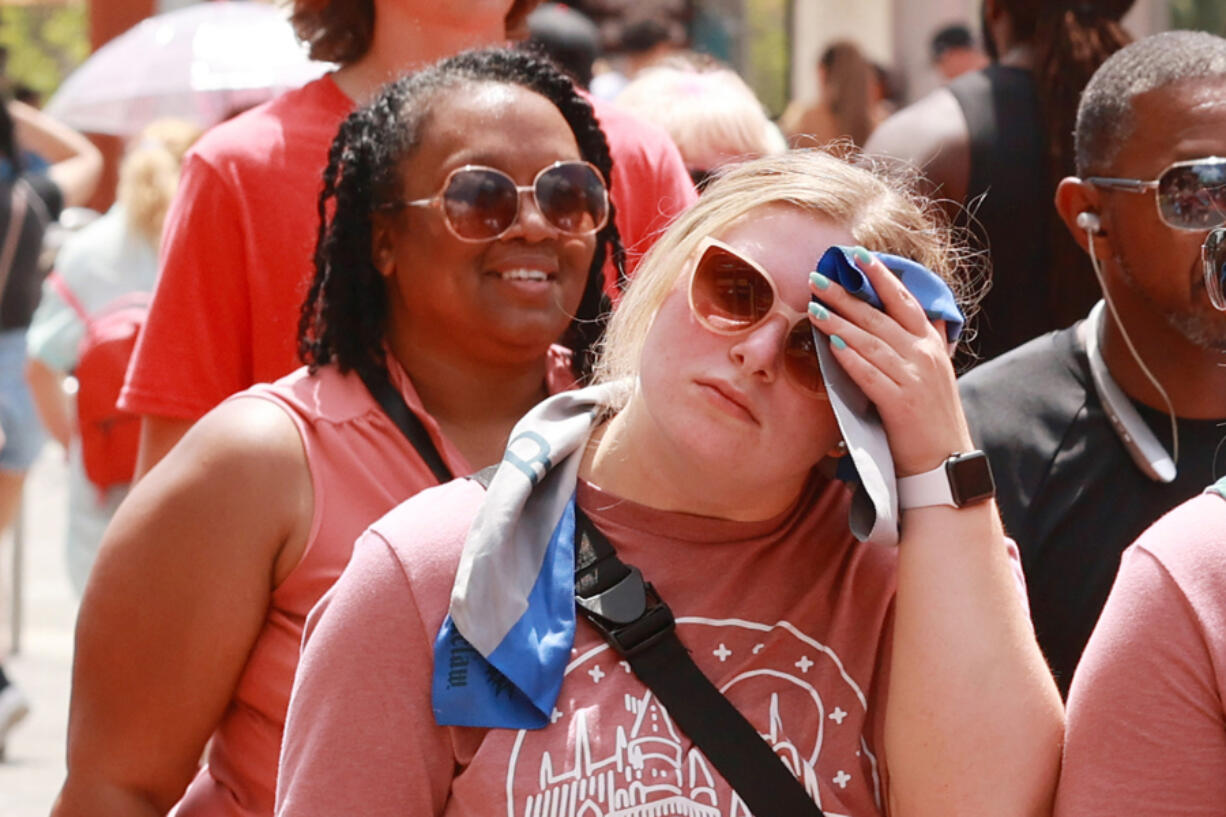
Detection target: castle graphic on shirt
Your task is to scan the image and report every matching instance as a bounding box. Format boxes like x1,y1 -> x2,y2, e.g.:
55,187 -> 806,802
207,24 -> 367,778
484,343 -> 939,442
504,617 -> 882,817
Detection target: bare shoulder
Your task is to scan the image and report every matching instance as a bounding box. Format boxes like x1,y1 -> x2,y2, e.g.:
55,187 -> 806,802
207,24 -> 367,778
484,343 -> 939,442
157,396 -> 306,480
866,88 -> 970,203
106,396 -> 311,574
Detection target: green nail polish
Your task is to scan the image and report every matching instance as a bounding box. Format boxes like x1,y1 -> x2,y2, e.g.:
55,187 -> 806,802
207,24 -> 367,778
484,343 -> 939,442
810,271 -> 831,290
831,334 -> 847,351
808,301 -> 828,320
853,246 -> 872,265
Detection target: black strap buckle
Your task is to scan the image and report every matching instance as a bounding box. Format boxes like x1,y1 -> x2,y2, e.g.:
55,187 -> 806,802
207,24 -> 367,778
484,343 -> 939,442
575,565 -> 676,657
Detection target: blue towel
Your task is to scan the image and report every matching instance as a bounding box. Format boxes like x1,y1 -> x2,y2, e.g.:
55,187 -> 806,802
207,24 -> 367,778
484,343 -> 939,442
816,246 -> 964,342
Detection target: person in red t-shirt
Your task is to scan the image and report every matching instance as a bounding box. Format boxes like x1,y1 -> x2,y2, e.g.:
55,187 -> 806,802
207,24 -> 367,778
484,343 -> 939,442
54,49 -> 622,817
275,150 -> 1063,817
121,0 -> 694,477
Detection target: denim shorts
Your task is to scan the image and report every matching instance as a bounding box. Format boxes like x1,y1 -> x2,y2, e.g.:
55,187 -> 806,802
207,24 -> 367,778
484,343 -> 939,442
0,328 -> 46,471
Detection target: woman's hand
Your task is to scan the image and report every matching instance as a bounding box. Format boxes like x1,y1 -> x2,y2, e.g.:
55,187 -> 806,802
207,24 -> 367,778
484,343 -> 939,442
807,247 -> 974,476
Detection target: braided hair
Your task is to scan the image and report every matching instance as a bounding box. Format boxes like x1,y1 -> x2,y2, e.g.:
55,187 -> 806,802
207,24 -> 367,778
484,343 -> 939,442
298,47 -> 624,385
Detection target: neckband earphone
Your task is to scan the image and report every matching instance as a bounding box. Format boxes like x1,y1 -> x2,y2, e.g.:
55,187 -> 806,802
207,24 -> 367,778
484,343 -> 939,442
1078,209 -> 1180,483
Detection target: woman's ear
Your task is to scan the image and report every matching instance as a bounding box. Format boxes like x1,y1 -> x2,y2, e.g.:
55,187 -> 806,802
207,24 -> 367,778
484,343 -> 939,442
370,213 -> 397,279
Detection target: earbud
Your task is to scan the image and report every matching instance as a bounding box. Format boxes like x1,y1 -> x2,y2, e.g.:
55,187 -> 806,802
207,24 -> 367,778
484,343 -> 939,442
1076,211 -> 1103,235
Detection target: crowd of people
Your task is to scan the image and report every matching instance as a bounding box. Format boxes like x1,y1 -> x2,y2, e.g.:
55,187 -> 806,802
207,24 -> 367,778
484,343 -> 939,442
0,1 -> 1221,815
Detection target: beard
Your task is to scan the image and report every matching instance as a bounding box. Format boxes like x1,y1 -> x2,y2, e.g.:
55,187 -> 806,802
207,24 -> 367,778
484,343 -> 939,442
1116,250 -> 1226,352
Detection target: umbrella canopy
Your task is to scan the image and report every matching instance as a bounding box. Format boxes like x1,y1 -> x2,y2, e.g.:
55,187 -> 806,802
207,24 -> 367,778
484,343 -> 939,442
46,1 -> 332,136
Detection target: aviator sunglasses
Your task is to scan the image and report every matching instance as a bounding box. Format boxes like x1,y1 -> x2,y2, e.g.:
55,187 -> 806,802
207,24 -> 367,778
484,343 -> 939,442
390,160 -> 609,242
1087,157 -> 1226,231
1203,227 -> 1226,312
688,238 -> 826,396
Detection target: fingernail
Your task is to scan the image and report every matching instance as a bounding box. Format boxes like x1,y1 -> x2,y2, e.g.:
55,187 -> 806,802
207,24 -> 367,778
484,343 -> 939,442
831,334 -> 847,351
810,271 -> 831,290
808,301 -> 828,320
853,246 -> 872,265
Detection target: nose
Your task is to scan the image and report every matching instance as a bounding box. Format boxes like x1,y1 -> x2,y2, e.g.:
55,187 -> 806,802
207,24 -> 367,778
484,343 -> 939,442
729,316 -> 788,383
501,188 -> 556,243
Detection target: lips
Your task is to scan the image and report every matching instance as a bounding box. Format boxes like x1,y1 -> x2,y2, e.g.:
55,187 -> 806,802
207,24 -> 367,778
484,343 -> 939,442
696,378 -> 758,424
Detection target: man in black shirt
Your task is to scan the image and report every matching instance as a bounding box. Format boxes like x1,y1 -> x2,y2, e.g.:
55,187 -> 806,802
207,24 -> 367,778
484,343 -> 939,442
959,30 -> 1226,695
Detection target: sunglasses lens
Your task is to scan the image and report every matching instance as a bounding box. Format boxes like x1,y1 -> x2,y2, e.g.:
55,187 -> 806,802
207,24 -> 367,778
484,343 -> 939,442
1158,161 -> 1226,230
441,168 -> 519,240
784,321 -> 826,395
535,162 -> 608,235
1205,228 -> 1226,311
691,244 -> 776,332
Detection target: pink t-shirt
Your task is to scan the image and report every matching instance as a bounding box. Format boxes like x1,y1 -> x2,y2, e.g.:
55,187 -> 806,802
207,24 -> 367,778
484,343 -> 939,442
173,348 -> 576,817
1055,491 -> 1226,817
121,77 -> 694,423
277,474 -> 902,817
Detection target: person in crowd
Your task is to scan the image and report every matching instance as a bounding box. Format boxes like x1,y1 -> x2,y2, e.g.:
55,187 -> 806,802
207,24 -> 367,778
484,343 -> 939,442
780,41 -> 886,150
274,149 -> 1062,817
959,30 -> 1226,695
119,0 -> 693,480
25,119 -> 200,597
588,16 -> 681,101
868,0 -> 1132,362
524,2 -> 600,89
930,23 -> 989,82
51,48 -> 622,817
0,97 -> 101,761
614,61 -> 786,189
516,9 -> 697,292
1053,475 -> 1226,816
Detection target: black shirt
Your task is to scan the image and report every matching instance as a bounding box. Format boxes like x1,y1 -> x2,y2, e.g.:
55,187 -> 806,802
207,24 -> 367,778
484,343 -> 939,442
959,325 -> 1225,695
0,172 -> 62,330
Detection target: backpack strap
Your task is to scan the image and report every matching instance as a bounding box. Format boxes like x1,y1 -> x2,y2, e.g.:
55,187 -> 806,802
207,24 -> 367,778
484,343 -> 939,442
358,365 -> 454,484
571,506 -> 827,817
46,271 -> 92,328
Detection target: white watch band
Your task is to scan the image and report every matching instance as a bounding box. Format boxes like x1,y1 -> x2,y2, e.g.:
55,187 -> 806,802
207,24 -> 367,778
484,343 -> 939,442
897,461 -> 956,509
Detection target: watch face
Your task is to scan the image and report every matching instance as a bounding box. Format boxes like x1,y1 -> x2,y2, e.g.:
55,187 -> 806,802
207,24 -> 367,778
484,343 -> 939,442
949,452 -> 996,506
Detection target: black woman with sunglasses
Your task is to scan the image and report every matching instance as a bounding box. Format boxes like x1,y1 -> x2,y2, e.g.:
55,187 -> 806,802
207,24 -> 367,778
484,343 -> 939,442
960,30 -> 1226,699
54,49 -> 622,817
275,149 -> 1063,817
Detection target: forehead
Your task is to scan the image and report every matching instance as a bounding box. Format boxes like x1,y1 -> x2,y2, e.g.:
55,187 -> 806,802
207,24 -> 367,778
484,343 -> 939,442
408,82 -> 581,176
1114,77 -> 1226,174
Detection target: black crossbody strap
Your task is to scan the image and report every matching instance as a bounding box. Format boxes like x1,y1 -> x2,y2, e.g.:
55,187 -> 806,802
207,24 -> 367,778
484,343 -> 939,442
358,366 -> 454,484
572,508 -> 826,817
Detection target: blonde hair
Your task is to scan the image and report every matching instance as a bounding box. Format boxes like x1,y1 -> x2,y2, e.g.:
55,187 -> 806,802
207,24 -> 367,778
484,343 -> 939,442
116,119 -> 202,248
594,149 -> 982,400
614,63 -> 785,176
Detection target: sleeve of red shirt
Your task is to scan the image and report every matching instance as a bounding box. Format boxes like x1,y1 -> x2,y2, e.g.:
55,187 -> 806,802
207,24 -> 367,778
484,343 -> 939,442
119,152 -> 255,421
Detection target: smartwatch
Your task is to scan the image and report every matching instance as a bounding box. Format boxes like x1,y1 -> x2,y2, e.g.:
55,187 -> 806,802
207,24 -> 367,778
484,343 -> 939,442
897,451 -> 996,509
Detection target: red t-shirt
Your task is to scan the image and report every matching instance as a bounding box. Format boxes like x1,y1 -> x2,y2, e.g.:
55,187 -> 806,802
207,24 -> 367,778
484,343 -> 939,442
120,76 -> 352,420
121,79 -> 695,422
277,475 -> 900,817
587,94 -> 697,294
